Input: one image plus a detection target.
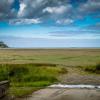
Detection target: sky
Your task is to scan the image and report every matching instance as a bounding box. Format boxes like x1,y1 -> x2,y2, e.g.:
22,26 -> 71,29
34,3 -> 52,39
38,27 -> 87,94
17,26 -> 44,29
0,0 -> 100,48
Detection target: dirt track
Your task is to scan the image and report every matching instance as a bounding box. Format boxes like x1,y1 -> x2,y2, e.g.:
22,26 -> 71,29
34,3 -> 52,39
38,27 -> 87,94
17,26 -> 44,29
16,88 -> 100,100
16,64 -> 100,100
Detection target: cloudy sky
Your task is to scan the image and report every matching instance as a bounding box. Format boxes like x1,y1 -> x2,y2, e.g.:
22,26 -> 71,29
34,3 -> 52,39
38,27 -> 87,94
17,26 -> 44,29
0,0 -> 100,48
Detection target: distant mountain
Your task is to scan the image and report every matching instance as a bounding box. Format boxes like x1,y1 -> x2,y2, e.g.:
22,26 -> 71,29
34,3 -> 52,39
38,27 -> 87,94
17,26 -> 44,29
0,41 -> 8,48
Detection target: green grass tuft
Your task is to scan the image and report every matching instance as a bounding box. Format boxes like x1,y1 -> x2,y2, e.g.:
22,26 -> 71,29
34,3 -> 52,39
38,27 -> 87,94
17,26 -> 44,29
0,63 -> 67,97
84,63 -> 100,74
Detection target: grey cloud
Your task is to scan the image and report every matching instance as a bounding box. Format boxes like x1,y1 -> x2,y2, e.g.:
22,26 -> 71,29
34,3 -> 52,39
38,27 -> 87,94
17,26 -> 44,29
17,0 -> 75,25
71,0 -> 100,21
0,0 -> 17,20
18,0 -> 72,18
18,0 -> 46,18
79,0 -> 100,14
0,0 -> 100,25
0,0 -> 76,24
8,0 -> 74,24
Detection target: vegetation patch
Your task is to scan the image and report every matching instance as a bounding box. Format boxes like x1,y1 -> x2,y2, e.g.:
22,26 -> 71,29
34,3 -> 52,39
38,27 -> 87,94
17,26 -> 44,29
0,63 -> 67,97
83,63 -> 100,74
0,41 -> 8,48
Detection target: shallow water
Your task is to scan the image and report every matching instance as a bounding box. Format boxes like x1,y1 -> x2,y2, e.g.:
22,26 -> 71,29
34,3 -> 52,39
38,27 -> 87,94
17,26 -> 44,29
49,84 -> 100,89
16,88 -> 100,100
5,84 -> 100,100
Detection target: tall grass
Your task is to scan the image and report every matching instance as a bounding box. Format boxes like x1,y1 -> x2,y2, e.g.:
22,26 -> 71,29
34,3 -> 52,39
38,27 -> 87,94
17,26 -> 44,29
84,63 -> 100,74
0,63 -> 67,97
0,65 -> 8,81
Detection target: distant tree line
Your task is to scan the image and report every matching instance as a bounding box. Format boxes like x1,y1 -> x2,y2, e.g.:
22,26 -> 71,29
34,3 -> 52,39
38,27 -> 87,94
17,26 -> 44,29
0,41 -> 8,48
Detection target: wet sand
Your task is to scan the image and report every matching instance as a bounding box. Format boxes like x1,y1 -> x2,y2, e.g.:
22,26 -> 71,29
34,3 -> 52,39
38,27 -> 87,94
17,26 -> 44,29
16,88 -> 100,100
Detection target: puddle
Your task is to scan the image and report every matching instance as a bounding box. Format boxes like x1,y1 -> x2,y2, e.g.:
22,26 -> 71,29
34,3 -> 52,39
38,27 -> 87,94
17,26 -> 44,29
49,84 -> 100,89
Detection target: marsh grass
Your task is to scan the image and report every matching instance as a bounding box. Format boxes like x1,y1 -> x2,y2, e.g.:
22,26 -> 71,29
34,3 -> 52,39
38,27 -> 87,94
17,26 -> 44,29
9,87 -> 38,97
0,49 -> 100,66
83,63 -> 100,74
0,63 -> 67,97
0,65 -> 8,81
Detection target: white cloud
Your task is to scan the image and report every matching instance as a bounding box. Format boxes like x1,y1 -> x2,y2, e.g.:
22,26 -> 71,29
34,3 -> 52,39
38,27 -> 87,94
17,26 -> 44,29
43,5 -> 71,14
17,0 -> 46,18
18,3 -> 26,17
9,18 -> 41,25
56,19 -> 74,25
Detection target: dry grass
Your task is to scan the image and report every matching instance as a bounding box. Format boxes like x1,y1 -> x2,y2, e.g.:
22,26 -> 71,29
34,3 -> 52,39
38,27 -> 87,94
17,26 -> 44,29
0,49 -> 100,66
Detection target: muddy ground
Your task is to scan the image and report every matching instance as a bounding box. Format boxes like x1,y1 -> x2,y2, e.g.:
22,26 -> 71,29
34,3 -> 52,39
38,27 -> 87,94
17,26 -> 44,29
16,88 -> 100,100
15,66 -> 100,100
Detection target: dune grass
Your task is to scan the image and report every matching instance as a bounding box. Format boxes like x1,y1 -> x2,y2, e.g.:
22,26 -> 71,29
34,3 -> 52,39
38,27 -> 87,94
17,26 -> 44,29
0,63 -> 67,97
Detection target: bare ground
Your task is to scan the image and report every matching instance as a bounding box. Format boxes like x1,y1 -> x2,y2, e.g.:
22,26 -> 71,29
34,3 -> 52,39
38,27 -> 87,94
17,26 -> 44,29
58,67 -> 100,85
15,67 -> 100,100
16,88 -> 100,100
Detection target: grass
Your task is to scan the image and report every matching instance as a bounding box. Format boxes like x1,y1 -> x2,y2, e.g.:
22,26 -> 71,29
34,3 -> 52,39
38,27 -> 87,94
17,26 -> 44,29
9,87 -> 38,97
0,49 -> 100,66
0,65 -> 8,81
0,63 -> 67,97
0,49 -> 100,97
83,63 -> 100,74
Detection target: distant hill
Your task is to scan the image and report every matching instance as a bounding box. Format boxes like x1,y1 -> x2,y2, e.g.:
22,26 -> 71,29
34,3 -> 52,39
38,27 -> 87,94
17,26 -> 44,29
0,41 -> 8,48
